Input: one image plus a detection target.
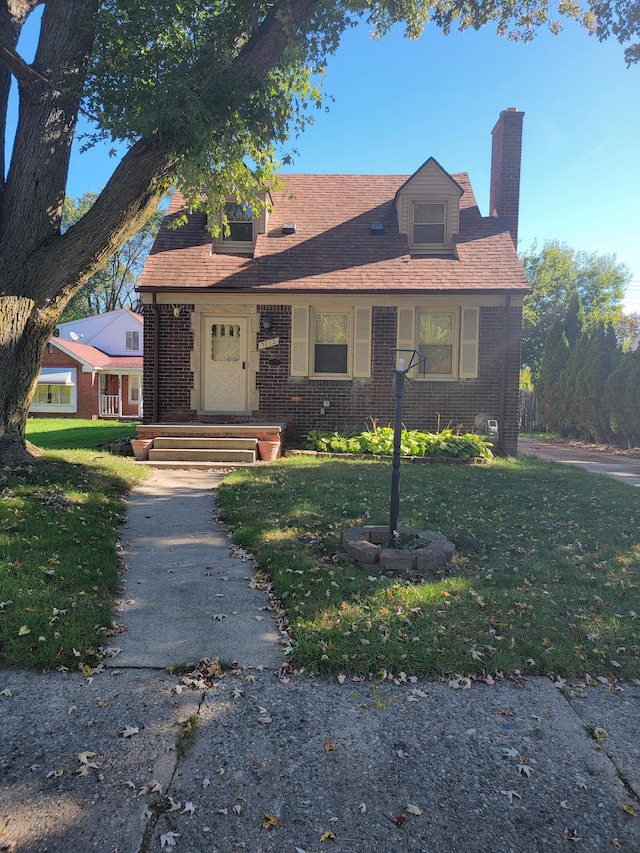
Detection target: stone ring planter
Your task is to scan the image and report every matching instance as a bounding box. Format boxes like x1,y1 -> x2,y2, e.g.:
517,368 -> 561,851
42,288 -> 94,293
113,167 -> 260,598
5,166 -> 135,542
342,525 -> 455,577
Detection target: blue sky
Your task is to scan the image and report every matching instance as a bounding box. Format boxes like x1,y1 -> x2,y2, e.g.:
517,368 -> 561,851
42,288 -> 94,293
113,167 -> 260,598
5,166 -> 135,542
9,11 -> 640,311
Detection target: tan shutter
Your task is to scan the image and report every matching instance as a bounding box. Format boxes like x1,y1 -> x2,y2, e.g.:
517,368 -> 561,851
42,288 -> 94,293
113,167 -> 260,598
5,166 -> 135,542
290,305 -> 309,376
396,307 -> 415,373
459,306 -> 479,379
353,307 -> 371,377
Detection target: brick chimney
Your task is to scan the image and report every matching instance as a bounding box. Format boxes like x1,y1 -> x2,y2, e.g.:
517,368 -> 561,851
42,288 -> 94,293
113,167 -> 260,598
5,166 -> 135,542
489,108 -> 524,248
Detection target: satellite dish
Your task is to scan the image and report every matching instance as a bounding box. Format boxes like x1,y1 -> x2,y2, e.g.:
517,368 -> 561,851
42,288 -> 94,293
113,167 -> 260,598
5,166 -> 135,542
69,331 -> 82,341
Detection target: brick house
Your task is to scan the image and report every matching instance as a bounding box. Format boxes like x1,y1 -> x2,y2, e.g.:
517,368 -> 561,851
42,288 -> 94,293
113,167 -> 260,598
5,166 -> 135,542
137,109 -> 529,454
31,308 -> 143,420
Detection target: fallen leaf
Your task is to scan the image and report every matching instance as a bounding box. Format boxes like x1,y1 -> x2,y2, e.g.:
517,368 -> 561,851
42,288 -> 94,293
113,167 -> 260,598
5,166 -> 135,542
263,813 -> 279,829
358,803 -> 367,814
561,828 -> 582,841
0,689 -> 12,697
139,780 -> 162,796
320,830 -> 337,841
406,804 -> 422,815
500,789 -> 522,804
232,804 -> 243,816
257,716 -> 272,725
45,769 -> 63,779
167,796 -> 181,812
324,740 -> 338,751
77,751 -> 97,765
18,625 -> 30,636
202,777 -> 211,789
517,764 -> 532,778
395,814 -> 406,827
620,802 -> 637,816
160,831 -> 180,848
120,725 -> 139,738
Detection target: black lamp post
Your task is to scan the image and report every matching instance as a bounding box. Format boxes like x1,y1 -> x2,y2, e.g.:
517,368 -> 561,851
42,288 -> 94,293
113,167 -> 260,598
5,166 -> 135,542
388,349 -> 425,548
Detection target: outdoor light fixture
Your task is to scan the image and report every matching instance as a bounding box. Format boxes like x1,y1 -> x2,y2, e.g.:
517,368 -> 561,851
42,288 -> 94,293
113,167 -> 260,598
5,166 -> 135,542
262,315 -> 272,331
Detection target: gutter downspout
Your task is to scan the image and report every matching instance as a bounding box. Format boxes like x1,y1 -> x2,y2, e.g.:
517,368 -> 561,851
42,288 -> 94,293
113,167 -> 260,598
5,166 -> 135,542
151,293 -> 159,423
498,294 -> 512,456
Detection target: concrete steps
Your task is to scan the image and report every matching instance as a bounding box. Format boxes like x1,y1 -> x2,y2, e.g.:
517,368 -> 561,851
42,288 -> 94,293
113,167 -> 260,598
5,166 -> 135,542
134,423 -> 287,468
148,436 -> 257,464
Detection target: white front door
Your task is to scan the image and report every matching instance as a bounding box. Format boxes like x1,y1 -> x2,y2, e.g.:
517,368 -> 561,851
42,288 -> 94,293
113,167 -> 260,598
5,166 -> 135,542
203,317 -> 248,411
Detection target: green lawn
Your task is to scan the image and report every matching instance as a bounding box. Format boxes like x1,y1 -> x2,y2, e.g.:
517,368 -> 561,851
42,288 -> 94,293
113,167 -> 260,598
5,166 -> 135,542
0,423 -> 146,670
218,455 -> 640,680
26,417 -> 139,450
4,424 -> 639,680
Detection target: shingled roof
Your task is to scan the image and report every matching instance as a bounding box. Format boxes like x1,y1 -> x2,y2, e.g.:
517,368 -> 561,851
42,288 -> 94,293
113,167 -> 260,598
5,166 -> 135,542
137,173 -> 529,295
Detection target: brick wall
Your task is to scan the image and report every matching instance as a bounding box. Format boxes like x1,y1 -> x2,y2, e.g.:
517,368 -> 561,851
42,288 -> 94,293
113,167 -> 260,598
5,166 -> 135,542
255,304 -> 522,454
143,304 -> 195,421
144,302 -> 522,454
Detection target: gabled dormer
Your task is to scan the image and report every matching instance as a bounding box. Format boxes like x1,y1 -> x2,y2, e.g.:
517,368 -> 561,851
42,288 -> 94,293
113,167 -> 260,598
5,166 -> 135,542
394,157 -> 463,255
212,190 -> 272,255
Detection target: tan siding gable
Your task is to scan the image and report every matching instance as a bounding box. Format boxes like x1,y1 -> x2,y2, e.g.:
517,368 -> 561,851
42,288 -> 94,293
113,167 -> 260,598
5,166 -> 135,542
395,158 -> 462,247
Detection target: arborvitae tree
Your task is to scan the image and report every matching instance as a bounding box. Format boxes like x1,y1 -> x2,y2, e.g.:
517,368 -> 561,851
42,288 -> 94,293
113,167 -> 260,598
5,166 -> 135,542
604,350 -> 640,447
573,324 -> 619,442
604,351 -> 640,448
536,318 -> 570,432
564,292 -> 583,349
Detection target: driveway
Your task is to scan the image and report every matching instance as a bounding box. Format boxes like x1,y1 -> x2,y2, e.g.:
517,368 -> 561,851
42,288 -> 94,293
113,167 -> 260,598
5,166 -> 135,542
519,437 -> 640,487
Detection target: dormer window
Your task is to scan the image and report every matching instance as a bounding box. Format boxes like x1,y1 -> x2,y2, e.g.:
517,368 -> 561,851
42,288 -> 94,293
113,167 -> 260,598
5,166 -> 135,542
412,201 -> 446,248
223,202 -> 254,243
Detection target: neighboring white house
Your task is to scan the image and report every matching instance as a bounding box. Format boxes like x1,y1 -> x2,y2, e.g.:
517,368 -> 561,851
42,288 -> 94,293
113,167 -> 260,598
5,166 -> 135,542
31,308 -> 144,419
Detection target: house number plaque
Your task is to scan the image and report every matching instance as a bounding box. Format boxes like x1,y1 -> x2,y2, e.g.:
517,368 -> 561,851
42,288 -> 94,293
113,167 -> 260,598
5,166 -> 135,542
258,337 -> 280,350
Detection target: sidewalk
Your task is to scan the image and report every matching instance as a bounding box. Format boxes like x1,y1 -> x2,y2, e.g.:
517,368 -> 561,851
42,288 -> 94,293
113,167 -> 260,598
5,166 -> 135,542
1,468 -> 639,852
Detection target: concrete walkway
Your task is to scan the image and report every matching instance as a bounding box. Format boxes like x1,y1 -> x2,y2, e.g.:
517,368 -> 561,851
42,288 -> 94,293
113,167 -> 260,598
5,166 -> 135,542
1,467 -> 640,852
115,470 -> 282,669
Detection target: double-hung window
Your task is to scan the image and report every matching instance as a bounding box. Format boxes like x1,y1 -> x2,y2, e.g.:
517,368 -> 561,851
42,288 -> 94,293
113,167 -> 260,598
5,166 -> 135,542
410,201 -> 447,251
126,330 -> 140,351
418,311 -> 456,377
290,306 -> 372,378
223,202 -> 254,243
397,307 -> 479,380
313,311 -> 349,375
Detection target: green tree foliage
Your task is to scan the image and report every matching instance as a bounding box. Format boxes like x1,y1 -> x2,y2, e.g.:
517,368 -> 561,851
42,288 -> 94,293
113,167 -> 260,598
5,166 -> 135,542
536,315 -> 640,446
604,350 -> 640,447
1,1 -> 639,467
536,317 -> 570,432
521,240 -> 631,380
60,193 -> 163,320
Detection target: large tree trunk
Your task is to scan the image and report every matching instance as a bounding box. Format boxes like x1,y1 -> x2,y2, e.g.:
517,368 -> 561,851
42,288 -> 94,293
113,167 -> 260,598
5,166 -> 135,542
0,0 -> 318,467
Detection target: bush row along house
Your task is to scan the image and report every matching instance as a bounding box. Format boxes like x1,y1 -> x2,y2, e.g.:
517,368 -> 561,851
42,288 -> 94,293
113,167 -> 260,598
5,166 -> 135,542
135,108 -> 529,454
